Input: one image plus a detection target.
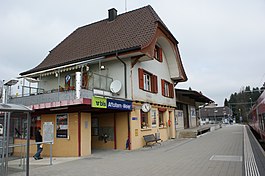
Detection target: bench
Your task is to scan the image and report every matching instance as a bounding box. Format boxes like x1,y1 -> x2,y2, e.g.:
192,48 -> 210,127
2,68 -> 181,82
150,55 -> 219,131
143,134 -> 162,147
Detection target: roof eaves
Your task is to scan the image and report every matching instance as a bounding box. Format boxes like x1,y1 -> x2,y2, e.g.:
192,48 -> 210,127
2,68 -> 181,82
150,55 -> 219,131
20,45 -> 141,76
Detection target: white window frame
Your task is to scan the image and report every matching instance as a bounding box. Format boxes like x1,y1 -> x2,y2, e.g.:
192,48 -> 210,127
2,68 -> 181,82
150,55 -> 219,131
143,73 -> 151,91
164,82 -> 169,97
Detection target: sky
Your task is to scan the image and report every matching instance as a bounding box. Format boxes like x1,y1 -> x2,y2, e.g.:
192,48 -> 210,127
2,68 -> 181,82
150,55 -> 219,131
0,0 -> 265,106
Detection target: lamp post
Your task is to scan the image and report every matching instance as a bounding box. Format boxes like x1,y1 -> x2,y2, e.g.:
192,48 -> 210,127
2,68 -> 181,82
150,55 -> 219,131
214,109 -> 218,124
249,98 -> 253,109
239,108 -> 242,123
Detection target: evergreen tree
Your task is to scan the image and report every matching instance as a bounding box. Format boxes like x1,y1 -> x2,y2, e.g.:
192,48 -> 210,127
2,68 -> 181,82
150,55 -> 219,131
224,98 -> 228,107
227,85 -> 262,122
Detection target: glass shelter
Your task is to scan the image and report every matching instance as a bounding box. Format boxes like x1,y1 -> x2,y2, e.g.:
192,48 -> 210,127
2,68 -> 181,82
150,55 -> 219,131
0,103 -> 32,176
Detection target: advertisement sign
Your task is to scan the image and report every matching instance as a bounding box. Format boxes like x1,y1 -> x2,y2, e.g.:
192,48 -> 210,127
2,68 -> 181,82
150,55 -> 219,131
56,114 -> 68,138
92,96 -> 107,108
190,107 -> 196,118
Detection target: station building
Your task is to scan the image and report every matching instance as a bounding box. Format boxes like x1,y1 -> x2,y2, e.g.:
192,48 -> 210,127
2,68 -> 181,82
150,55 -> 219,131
7,6 -> 187,157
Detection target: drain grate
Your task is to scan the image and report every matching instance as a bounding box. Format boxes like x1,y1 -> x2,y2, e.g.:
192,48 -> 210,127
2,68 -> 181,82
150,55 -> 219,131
210,155 -> 242,162
83,157 -> 102,160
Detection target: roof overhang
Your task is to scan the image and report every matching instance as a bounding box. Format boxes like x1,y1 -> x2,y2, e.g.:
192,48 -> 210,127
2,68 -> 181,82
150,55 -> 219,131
176,89 -> 213,103
0,103 -> 32,112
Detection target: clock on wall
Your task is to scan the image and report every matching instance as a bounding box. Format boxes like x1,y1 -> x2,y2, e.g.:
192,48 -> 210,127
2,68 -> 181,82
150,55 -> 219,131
142,103 -> 151,112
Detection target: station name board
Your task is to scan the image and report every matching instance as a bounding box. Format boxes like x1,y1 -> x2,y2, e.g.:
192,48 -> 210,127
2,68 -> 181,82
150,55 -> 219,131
92,96 -> 132,111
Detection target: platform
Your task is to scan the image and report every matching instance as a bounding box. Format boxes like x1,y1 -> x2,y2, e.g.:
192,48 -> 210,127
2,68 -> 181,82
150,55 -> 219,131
3,124 -> 265,176
176,124 -> 222,138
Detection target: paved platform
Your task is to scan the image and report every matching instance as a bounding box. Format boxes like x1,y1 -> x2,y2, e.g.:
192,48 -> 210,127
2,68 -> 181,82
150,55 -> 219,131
176,124 -> 222,138
4,124 -> 265,176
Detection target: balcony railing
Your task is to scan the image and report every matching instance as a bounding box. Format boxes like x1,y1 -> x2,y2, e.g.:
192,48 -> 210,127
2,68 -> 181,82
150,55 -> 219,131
8,89 -> 93,106
7,73 -> 113,106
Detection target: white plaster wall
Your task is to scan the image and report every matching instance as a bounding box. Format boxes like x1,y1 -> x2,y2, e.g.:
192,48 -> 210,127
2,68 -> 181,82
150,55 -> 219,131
99,59 -> 131,99
132,54 -> 176,106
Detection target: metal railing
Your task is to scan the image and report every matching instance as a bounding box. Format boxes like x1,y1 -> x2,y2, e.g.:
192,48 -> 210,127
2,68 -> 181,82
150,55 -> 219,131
21,86 -> 44,97
8,73 -> 113,106
93,73 -> 113,91
0,141 -> 53,176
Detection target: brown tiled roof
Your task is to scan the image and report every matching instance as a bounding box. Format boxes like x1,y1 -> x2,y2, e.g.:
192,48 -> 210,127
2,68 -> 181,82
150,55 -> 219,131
21,5 -> 178,75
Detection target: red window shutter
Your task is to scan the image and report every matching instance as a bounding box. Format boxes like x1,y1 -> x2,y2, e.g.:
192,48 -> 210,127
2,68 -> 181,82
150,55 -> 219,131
169,83 -> 174,98
159,48 -> 163,62
161,79 -> 165,96
154,46 -> 158,59
151,75 -> 158,93
138,68 -> 144,90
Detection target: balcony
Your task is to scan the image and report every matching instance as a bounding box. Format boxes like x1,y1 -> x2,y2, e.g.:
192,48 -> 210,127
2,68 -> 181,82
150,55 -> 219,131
7,73 -> 113,107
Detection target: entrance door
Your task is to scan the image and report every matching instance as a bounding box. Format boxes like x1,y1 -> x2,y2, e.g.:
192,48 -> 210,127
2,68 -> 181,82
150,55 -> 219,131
183,105 -> 189,129
91,113 -> 115,150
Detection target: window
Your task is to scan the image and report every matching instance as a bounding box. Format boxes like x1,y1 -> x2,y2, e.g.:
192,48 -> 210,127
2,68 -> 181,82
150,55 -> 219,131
56,114 -> 68,138
91,118 -> 99,136
161,79 -> 174,98
164,82 -> 169,97
151,109 -> 157,127
144,72 -> 151,91
159,109 -> 166,127
141,111 -> 149,129
154,45 -> 163,62
138,68 -> 158,93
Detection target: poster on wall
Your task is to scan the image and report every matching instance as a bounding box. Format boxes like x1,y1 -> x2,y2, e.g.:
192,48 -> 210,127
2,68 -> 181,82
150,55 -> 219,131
190,107 -> 196,118
175,110 -> 184,129
56,114 -> 68,138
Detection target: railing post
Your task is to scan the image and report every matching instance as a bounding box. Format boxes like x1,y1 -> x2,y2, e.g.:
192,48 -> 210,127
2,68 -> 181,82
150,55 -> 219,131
23,144 -> 26,171
50,142 -> 52,165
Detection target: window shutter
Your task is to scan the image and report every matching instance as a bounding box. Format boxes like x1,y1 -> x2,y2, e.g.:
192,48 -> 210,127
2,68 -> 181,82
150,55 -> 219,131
161,79 -> 165,96
154,46 -> 158,59
159,48 -> 163,62
169,83 -> 174,98
138,68 -> 144,90
151,75 -> 158,93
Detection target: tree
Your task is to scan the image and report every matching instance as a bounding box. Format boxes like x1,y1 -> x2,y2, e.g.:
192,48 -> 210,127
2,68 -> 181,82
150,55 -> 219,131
227,85 -> 262,122
224,98 -> 228,107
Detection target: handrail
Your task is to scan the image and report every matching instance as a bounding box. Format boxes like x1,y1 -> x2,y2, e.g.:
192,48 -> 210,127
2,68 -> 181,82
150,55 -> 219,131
0,141 -> 53,167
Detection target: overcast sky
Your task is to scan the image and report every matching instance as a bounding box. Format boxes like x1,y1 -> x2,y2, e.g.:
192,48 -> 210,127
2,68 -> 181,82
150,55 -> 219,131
0,0 -> 265,106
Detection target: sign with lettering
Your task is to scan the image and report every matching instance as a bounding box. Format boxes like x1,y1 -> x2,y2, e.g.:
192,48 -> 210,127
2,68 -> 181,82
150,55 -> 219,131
43,122 -> 54,143
92,96 -> 132,110
107,99 -> 132,110
92,96 -> 107,108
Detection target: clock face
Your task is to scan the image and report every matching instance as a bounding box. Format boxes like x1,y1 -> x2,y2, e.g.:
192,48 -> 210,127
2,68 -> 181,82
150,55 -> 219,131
142,103 -> 151,112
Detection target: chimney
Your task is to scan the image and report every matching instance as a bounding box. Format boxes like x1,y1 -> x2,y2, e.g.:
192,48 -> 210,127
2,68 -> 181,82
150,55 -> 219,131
108,8 -> 117,21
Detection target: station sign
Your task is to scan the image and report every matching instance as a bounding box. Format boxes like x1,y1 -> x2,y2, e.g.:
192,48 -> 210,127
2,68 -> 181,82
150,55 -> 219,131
92,96 -> 132,111
107,99 -> 132,110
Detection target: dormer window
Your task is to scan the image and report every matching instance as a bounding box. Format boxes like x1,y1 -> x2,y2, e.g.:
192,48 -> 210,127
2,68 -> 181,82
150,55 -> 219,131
154,45 -> 163,62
